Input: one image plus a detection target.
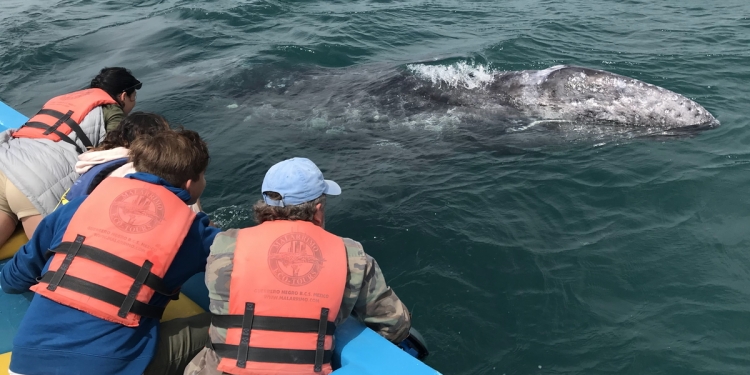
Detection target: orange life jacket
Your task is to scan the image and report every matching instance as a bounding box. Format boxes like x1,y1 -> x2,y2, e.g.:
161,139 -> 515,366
13,88 -> 117,153
30,177 -> 196,327
210,220 -> 348,375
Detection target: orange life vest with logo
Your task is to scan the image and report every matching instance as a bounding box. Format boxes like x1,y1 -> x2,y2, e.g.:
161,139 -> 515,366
30,177 -> 196,327
13,88 -> 117,153
210,220 -> 348,375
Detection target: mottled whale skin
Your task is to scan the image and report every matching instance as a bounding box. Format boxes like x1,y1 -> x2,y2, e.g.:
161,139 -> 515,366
232,63 -> 719,141
486,65 -> 718,129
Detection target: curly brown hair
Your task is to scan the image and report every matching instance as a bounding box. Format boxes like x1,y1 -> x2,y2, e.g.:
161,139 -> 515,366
253,193 -> 326,224
130,129 -> 209,187
94,112 -> 170,151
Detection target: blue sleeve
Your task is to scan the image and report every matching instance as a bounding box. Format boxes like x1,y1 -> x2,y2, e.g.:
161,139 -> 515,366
196,212 -> 221,259
176,212 -> 221,276
1,211 -> 62,294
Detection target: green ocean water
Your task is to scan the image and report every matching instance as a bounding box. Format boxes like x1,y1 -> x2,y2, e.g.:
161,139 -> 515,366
2,0 -> 750,374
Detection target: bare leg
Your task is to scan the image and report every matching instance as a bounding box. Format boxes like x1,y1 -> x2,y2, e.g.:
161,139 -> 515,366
0,213 -> 16,247
5,177 -> 40,240
20,214 -> 42,240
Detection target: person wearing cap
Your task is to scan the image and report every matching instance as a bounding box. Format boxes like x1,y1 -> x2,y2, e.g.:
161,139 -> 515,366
185,157 -> 412,375
0,67 -> 142,246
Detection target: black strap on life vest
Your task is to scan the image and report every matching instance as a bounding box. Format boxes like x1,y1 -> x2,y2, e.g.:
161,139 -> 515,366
236,302 -> 255,368
314,308 -> 329,372
45,235 -> 86,292
38,109 -> 94,148
209,307 -> 333,372
47,240 -> 177,297
38,234 -> 177,320
209,343 -> 333,367
38,271 -> 166,319
21,108 -> 95,154
210,313 -> 336,334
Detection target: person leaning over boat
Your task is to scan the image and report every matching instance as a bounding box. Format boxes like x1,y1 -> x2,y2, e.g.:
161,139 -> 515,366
0,129 -> 219,375
58,111 -> 170,206
185,157 -> 412,375
0,67 -> 141,247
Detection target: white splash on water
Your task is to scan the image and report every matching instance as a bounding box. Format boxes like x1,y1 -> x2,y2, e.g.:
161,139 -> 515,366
389,110 -> 462,133
373,139 -> 404,149
406,62 -> 497,89
210,205 -> 253,228
508,119 -> 573,132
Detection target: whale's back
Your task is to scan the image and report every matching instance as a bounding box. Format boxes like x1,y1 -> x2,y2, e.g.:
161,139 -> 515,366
492,65 -> 719,129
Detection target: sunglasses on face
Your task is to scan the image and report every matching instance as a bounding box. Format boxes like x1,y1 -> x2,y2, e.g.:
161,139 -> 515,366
123,81 -> 143,92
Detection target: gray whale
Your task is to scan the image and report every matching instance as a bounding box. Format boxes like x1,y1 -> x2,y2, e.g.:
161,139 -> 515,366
487,65 -> 718,129
232,63 -> 719,141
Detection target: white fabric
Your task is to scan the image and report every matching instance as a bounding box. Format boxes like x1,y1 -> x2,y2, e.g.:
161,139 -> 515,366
0,107 -> 106,216
109,162 -> 137,178
75,146 -> 136,177
75,147 -> 129,174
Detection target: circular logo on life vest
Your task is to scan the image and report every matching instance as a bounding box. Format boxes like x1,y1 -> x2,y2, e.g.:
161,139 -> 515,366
109,188 -> 165,233
268,232 -> 326,286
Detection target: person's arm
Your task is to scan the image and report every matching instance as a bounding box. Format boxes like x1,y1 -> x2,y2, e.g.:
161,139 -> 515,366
177,212 -> 222,278
347,239 -> 411,343
190,199 -> 217,227
205,230 -> 237,314
203,229 -> 238,347
0,211 -> 60,293
102,104 -> 124,132
196,212 -> 221,257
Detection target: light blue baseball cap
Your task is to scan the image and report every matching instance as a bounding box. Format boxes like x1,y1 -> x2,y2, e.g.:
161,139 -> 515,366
261,157 -> 341,207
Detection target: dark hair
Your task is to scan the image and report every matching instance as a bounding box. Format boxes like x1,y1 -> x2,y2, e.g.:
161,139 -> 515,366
130,129 -> 209,187
94,112 -> 170,151
253,194 -> 326,224
89,67 -> 141,105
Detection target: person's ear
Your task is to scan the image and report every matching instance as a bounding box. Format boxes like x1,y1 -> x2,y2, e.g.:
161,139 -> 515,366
313,203 -> 325,227
183,179 -> 192,191
117,92 -> 127,104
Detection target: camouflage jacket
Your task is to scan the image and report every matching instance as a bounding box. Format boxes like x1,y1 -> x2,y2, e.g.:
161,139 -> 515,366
185,226 -> 411,374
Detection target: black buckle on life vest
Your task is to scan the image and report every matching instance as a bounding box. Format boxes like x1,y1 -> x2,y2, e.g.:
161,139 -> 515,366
236,302 -> 255,368
118,260 -> 153,318
46,235 -> 85,291
314,308 -> 329,373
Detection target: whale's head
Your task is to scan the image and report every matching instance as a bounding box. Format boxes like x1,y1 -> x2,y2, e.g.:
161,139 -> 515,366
494,65 -> 720,134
